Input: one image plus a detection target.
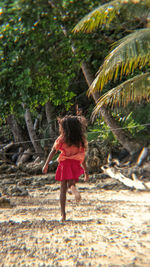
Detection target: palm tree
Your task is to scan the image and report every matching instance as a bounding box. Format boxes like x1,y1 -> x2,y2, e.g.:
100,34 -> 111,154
73,0 -> 150,150
88,27 -> 150,113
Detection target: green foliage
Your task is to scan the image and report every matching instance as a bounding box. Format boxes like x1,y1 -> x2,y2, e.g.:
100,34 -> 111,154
113,102 -> 150,142
87,107 -> 150,145
133,102 -> 150,124
74,0 -> 150,114
117,112 -> 145,136
87,129 -> 100,143
0,0 -> 81,118
0,124 -> 13,143
0,0 -> 117,121
88,118 -> 117,144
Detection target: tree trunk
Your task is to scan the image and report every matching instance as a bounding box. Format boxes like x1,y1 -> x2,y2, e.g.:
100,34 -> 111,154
25,109 -> 43,156
81,62 -> 101,103
45,101 -> 55,136
6,114 -> 23,143
81,62 -> 140,154
6,114 -> 28,148
99,106 -> 140,153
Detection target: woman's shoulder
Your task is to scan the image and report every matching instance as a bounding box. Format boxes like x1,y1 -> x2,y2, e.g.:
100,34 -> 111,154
54,135 -> 65,150
56,135 -> 63,142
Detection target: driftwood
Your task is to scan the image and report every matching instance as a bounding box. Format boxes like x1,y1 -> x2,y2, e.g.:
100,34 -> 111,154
0,158 -> 58,177
101,165 -> 149,190
0,142 -> 14,160
0,142 -> 14,152
16,148 -> 32,165
101,146 -> 150,191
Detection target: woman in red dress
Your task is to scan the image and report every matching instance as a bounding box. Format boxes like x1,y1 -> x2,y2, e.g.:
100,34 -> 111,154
42,115 -> 89,221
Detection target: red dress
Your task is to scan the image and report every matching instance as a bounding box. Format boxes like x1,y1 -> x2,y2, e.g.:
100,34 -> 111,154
53,136 -> 85,182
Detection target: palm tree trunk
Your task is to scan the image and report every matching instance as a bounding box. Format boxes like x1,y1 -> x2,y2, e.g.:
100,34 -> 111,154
25,109 -> 43,155
81,62 -> 140,154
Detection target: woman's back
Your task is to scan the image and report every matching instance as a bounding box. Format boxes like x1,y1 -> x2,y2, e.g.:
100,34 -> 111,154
54,135 -> 85,163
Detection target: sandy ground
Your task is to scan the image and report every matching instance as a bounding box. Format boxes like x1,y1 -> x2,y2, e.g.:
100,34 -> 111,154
0,181 -> 150,267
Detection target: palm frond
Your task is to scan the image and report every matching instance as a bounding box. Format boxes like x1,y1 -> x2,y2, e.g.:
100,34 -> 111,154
73,0 -> 120,33
88,28 -> 150,95
73,0 -> 150,33
92,72 -> 150,117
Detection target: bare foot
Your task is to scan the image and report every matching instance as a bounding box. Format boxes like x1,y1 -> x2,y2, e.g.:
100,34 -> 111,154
61,213 -> 66,222
67,189 -> 72,195
70,185 -> 81,202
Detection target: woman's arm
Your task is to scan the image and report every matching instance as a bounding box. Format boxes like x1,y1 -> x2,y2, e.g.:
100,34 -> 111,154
42,147 -> 56,174
82,159 -> 89,182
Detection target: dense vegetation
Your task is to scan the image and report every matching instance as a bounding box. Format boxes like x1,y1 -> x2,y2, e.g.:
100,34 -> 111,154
0,0 -> 150,158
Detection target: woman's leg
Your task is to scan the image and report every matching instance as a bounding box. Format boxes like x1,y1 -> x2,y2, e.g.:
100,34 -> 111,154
60,180 -> 67,221
68,180 -> 81,202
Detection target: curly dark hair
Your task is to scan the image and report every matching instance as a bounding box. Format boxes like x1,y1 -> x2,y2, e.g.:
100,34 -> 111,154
58,115 -> 87,148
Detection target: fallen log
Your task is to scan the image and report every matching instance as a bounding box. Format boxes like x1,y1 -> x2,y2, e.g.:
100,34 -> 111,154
101,165 -> 149,190
16,148 -> 32,165
0,142 -> 14,160
0,142 -> 14,152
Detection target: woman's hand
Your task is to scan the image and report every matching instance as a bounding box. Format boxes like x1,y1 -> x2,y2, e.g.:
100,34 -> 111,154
42,164 -> 48,174
84,172 -> 89,182
42,147 -> 56,174
82,159 -> 89,182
